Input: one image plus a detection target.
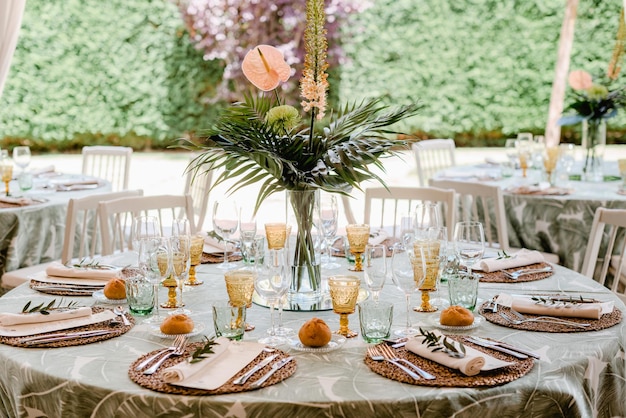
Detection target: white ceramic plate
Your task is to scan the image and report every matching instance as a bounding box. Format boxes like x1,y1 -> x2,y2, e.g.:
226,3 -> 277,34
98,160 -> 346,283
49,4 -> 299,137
288,334 -> 346,353
92,290 -> 126,304
428,314 -> 483,332
148,322 -> 206,339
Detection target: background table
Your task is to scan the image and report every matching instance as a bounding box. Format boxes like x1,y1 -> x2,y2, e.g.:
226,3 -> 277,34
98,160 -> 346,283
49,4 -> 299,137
433,164 -> 626,271
0,173 -> 111,276
0,258 -> 624,417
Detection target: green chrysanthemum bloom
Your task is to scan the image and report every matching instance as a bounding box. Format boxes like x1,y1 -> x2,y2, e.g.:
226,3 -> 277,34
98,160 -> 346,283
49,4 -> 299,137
587,84 -> 609,100
265,105 -> 301,132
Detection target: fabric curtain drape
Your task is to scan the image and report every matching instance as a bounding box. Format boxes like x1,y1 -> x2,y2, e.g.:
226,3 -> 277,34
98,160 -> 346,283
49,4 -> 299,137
0,0 -> 26,98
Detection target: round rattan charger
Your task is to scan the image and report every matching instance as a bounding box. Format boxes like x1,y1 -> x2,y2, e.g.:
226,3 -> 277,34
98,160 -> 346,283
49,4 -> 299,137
129,345 -> 296,395
364,336 -> 534,387
477,262 -> 553,283
0,306 -> 134,348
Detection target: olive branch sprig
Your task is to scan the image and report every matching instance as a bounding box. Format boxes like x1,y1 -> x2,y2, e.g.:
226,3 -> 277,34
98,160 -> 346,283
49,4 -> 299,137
531,295 -> 587,306
22,299 -> 80,315
189,336 -> 219,364
66,258 -> 109,270
419,328 -> 466,358
496,250 -> 512,260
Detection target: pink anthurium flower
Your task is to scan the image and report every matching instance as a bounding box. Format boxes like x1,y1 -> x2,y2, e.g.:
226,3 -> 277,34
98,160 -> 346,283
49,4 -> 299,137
568,70 -> 593,91
242,45 -> 291,91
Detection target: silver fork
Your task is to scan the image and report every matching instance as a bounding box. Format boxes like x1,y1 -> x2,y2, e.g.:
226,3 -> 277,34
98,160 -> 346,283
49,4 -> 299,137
367,346 -> 418,380
499,311 -> 590,328
143,336 -> 188,375
135,335 -> 185,371
377,344 -> 436,380
502,266 -> 553,279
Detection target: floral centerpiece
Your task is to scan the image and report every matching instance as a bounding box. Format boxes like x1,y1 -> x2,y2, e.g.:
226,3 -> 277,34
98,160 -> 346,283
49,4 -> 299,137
559,70 -> 626,181
184,0 -> 420,301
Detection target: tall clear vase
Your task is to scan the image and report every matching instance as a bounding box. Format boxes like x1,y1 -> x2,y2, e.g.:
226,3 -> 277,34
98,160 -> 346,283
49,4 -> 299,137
286,189 -> 322,302
581,119 -> 606,182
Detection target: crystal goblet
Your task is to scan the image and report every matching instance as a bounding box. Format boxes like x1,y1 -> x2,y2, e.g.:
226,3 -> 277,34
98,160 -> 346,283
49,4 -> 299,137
328,275 -> 361,338
346,224 -> 370,272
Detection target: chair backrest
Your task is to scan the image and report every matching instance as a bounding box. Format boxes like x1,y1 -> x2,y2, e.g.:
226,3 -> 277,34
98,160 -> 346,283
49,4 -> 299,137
98,194 -> 195,255
581,208 -> 626,303
62,189 -> 143,263
182,158 -> 213,232
412,139 -> 456,187
363,186 -> 456,240
429,179 -> 508,250
81,146 -> 133,191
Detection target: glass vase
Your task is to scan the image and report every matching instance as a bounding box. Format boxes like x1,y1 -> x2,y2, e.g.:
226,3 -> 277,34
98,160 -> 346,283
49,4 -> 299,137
286,189 -> 322,302
581,119 -> 606,182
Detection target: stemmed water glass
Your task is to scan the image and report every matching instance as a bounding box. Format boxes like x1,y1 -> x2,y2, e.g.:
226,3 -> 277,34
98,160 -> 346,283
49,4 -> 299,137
391,244 -> 425,337
453,221 -> 485,280
364,244 -> 386,303
132,215 -> 160,251
170,219 -> 192,314
328,275 -> 361,338
414,202 -> 440,239
213,200 -> 239,270
254,248 -> 290,346
317,193 -> 340,270
138,236 -> 165,324
12,146 -> 31,174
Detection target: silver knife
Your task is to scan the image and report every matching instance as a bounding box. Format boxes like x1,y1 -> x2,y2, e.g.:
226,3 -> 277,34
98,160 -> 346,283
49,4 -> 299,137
20,330 -> 114,345
250,357 -> 294,388
233,354 -> 279,385
470,336 -> 541,360
33,286 -> 102,293
465,337 -> 528,359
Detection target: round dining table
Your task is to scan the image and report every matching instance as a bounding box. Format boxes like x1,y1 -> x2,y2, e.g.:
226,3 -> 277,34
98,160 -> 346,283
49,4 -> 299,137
431,162 -> 626,272
0,256 -> 624,418
0,172 -> 111,277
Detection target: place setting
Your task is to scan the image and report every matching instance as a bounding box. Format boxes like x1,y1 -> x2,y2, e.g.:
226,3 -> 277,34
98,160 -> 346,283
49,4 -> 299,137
29,260 -> 121,296
473,249 -> 555,284
479,292 -> 622,333
0,298 -> 134,348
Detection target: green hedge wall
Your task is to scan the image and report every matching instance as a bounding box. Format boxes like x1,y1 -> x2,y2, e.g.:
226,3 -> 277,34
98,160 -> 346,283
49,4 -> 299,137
0,0 -> 624,149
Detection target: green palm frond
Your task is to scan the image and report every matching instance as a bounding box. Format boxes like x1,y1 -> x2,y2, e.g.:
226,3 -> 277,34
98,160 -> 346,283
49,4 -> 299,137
183,94 -> 421,212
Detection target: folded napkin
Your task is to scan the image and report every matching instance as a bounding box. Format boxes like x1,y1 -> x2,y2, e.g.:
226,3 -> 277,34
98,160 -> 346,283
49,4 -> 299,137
495,293 -> 612,320
369,229 -> 389,245
0,310 -> 115,337
0,306 -> 92,326
505,185 -> 571,196
406,330 -> 512,376
55,179 -> 100,187
162,337 -> 265,390
45,262 -> 119,280
32,165 -> 56,177
477,249 -> 545,272
0,196 -> 35,206
203,234 -> 233,254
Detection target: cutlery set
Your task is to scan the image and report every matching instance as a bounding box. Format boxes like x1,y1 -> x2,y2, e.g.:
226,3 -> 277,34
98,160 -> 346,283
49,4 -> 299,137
19,329 -> 115,345
367,345 -> 436,380
501,265 -> 553,280
465,336 -> 540,359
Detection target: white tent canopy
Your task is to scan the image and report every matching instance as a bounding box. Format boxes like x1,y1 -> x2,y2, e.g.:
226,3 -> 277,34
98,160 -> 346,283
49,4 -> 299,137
0,0 -> 26,99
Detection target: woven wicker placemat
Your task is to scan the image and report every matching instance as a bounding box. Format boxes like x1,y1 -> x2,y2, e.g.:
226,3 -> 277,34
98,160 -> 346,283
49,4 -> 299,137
479,301 -> 622,333
201,252 -> 243,264
0,306 -> 134,348
29,280 -> 102,296
478,262 -> 554,284
128,346 -> 296,395
364,336 -> 534,387
0,198 -> 47,209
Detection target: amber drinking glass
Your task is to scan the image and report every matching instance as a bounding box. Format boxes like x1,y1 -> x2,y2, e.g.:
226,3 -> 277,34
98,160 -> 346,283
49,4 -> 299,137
186,234 -> 205,286
225,268 -> 257,331
264,222 -> 288,250
346,224 -> 370,272
328,275 -> 361,338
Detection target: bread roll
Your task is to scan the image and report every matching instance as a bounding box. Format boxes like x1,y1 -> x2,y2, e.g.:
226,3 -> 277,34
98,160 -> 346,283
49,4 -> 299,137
160,314 -> 194,335
103,278 -> 126,300
440,305 -> 474,326
298,317 -> 332,347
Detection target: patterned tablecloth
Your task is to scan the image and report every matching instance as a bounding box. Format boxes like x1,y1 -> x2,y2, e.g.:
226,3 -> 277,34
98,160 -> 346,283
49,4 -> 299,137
0,174 -> 111,278
0,259 -> 624,417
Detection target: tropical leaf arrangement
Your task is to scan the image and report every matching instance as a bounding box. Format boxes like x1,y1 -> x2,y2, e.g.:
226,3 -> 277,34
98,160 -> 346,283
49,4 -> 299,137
183,0 -> 421,212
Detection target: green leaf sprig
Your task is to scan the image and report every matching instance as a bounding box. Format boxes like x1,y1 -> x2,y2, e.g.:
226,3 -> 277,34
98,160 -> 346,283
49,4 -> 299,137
189,336 -> 219,364
496,250 -> 512,260
419,328 -> 466,358
21,299 -> 80,315
531,295 -> 587,306
66,258 -> 108,270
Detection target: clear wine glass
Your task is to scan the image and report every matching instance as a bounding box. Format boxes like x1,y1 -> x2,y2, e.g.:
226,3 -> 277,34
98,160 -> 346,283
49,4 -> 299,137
254,248 -> 290,346
391,244 -> 425,337
213,200 -> 239,270
239,206 -> 257,237
138,236 -> 164,324
170,219 -> 192,314
453,221 -> 485,280
12,146 -> 31,173
317,193 -> 340,270
364,244 -> 386,303
132,215 -> 160,254
414,202 -> 440,239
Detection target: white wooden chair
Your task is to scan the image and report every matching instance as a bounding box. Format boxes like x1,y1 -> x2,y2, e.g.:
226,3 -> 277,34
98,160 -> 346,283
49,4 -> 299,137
363,186 -> 456,240
581,208 -> 626,303
412,139 -> 456,186
182,157 -> 213,232
0,189 -> 143,289
81,146 -> 133,191
429,178 -> 559,263
98,194 -> 195,255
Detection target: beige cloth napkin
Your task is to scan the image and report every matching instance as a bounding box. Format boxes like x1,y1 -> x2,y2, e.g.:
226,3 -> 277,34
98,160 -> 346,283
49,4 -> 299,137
162,337 -> 265,390
45,262 -> 120,280
369,229 -> 389,245
477,249 -> 545,272
0,310 -> 115,337
32,165 -> 56,177
203,234 -> 232,253
406,330 -> 512,376
0,307 -> 92,326
0,196 -> 34,206
495,293 -> 612,320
